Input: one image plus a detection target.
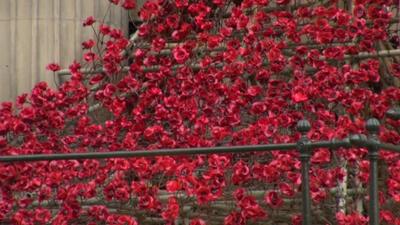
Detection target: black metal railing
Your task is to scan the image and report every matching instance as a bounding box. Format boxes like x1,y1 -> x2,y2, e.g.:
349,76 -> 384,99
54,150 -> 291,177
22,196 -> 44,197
1,108 -> 400,225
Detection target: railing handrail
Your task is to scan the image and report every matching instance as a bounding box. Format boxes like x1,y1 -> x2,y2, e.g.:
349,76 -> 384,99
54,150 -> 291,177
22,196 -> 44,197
1,107 -> 400,225
0,137 -> 398,163
0,140 -> 355,163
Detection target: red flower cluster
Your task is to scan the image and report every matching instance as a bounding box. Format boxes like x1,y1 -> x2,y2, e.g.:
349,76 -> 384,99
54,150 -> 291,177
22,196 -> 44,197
1,0 -> 400,224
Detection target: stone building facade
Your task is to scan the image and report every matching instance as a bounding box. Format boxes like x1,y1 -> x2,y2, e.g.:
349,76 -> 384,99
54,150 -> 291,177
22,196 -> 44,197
0,0 -> 134,102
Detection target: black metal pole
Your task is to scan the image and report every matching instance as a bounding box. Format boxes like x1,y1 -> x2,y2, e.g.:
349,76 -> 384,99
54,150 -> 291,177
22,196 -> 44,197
349,135 -> 400,153
309,139 -> 351,149
378,142 -> 400,153
0,143 -> 298,163
297,119 -> 312,225
0,140 -> 353,163
366,118 -> 380,225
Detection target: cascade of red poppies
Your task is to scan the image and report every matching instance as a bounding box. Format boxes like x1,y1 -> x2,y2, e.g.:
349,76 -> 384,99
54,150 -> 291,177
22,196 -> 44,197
1,0 -> 400,224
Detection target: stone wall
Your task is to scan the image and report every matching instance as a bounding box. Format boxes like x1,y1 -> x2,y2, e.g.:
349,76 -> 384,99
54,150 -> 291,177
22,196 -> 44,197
0,0 -> 129,102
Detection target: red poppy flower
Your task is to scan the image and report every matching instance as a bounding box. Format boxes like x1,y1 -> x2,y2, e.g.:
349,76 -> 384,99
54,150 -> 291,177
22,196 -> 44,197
264,191 -> 284,208
83,16 -> 96,26
122,0 -> 136,9
46,63 -> 61,72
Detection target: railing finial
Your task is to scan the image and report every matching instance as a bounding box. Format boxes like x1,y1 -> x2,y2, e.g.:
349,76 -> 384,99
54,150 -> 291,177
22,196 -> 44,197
366,118 -> 380,134
296,119 -> 311,135
386,107 -> 400,120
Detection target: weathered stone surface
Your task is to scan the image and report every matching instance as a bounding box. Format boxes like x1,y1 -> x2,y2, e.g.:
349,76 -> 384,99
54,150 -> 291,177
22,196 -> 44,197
0,0 -> 128,101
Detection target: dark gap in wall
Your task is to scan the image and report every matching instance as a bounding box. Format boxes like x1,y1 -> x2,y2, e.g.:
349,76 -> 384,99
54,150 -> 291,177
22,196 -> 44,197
128,20 -> 143,37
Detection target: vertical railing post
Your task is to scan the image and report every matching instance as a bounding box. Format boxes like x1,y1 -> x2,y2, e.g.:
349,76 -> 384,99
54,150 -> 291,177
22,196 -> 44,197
366,118 -> 380,225
297,119 -> 312,225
